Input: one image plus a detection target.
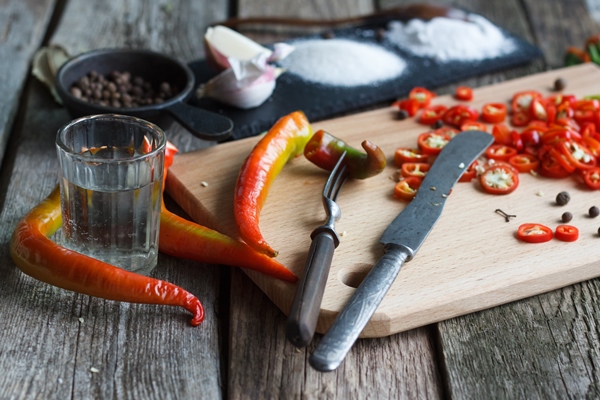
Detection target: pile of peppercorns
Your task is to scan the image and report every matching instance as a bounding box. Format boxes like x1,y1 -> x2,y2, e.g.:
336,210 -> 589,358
69,70 -> 178,108
556,191 -> 600,234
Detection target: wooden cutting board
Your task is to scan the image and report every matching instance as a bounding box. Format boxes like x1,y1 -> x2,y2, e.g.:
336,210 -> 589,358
167,63 -> 600,338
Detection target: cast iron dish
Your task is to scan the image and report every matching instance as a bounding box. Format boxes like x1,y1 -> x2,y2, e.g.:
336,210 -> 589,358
55,48 -> 233,141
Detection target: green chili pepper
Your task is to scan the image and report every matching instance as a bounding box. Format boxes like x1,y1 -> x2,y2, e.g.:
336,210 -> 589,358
304,129 -> 387,179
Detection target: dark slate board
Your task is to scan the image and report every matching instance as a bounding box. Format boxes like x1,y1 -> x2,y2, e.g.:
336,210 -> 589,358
189,18 -> 542,141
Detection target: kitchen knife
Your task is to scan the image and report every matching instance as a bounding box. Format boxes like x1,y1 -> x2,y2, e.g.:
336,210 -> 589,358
309,130 -> 493,372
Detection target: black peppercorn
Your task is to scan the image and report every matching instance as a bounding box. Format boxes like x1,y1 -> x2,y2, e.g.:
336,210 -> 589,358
589,206 -> 599,218
556,191 -> 570,206
561,212 -> 573,223
431,119 -> 443,129
397,109 -> 409,120
554,78 -> 566,91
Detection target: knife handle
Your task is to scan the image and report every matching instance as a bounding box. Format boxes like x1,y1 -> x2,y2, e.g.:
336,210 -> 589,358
309,244 -> 409,372
286,229 -> 338,348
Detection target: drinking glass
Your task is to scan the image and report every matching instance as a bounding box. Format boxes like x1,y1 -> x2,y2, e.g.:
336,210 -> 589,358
56,114 -> 166,275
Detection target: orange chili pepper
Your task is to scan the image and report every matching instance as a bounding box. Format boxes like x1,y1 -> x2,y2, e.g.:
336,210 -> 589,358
234,111 -> 313,257
9,186 -> 205,326
162,142 -> 297,281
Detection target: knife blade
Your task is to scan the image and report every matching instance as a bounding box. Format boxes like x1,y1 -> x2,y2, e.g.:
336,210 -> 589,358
309,130 -> 493,372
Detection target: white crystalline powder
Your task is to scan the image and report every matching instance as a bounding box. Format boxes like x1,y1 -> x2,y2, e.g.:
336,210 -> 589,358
386,15 -> 516,62
278,38 -> 406,86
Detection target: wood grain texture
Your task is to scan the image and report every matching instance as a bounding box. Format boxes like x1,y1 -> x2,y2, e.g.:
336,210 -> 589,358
0,0 -> 56,168
168,63 -> 600,338
0,1 -> 227,399
435,0 -> 600,398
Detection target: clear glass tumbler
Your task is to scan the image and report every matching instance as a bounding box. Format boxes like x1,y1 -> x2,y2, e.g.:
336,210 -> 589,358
56,114 -> 166,275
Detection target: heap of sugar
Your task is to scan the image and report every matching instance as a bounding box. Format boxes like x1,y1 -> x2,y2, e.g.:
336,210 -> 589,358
386,15 -> 516,62
278,38 -> 406,86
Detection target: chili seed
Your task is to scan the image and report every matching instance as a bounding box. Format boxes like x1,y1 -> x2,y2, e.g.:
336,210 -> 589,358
589,206 -> 600,218
554,78 -> 566,91
561,212 -> 573,223
556,191 -> 570,206
397,109 -> 409,120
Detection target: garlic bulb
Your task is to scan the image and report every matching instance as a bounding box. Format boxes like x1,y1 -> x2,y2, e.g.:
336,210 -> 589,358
198,54 -> 283,109
200,26 -> 293,109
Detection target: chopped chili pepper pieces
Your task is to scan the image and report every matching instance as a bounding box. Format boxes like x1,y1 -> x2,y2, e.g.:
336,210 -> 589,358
460,120 -> 488,132
234,111 -> 313,257
509,153 -> 540,173
583,167 -> 600,189
455,86 -> 474,101
511,111 -> 531,127
555,225 -> 579,242
485,144 -> 518,162
511,91 -> 543,114
557,140 -> 597,170
418,105 -> 447,125
394,147 -> 428,166
400,162 -> 430,178
517,223 -> 553,243
482,103 -> 507,124
417,130 -> 451,155
394,176 -> 422,202
443,105 -> 479,128
392,98 -> 420,116
409,87 -> 436,109
479,162 -> 519,195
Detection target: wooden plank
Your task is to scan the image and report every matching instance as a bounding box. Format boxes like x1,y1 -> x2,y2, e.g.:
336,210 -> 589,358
435,0 -> 600,398
0,0 -> 56,169
0,1 -> 228,399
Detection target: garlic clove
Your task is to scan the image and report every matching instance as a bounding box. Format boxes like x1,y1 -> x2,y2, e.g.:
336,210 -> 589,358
197,63 -> 279,110
204,25 -> 272,71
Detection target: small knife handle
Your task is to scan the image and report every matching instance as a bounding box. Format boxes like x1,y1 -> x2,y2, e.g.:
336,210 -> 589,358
309,245 -> 410,372
286,230 -> 337,348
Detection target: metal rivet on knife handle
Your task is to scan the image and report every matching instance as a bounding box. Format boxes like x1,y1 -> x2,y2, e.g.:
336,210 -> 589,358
309,130 -> 494,372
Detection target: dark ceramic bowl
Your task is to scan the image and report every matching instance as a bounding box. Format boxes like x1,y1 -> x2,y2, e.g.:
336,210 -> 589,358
55,48 -> 233,141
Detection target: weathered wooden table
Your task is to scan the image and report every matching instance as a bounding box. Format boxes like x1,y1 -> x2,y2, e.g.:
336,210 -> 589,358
2,0 -> 600,398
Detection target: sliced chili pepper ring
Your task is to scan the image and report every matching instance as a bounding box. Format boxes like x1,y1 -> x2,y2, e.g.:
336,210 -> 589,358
517,223 -> 553,243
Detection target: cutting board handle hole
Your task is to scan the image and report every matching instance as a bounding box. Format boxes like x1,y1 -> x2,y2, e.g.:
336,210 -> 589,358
338,266 -> 370,288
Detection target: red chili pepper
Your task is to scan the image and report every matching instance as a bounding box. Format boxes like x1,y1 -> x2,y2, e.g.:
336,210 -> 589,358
482,103 -> 507,124
400,162 -> 430,178
511,90 -> 543,114
583,167 -> 600,189
538,145 -> 573,178
418,105 -> 447,125
234,111 -> 313,257
408,87 -> 436,109
454,86 -> 474,101
511,111 -> 530,127
303,129 -> 386,179
485,144 -> 518,162
458,160 -> 482,182
479,162 -> 519,195
417,130 -> 451,156
443,105 -> 479,128
460,120 -> 488,132
394,176 -> 422,202
509,154 -> 540,173
392,98 -> 420,116
555,225 -> 579,242
9,187 -> 205,326
557,140 -> 597,170
517,223 -> 553,243
394,147 -> 428,166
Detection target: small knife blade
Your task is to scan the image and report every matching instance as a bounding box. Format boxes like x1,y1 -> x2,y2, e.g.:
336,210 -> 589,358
309,130 -> 493,372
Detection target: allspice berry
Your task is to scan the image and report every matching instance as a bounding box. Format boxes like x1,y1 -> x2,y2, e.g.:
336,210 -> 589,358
556,191 -> 570,206
554,77 -> 566,91
561,212 -> 573,223
589,206 -> 599,218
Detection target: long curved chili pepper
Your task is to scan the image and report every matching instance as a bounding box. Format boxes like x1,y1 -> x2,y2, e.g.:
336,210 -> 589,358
162,142 -> 297,282
158,205 -> 298,282
9,186 -> 204,326
304,129 -> 387,179
234,110 -> 313,257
